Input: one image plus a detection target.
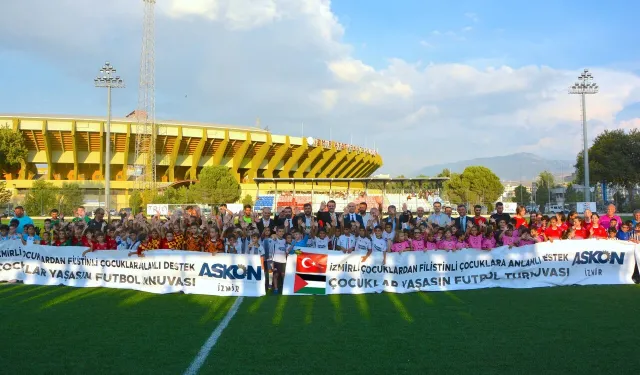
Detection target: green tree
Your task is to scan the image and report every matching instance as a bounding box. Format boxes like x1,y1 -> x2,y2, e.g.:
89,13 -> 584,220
574,129 -> 640,202
24,180 -> 58,216
57,183 -> 85,216
242,194 -> 254,207
190,166 -> 241,205
534,171 -> 556,209
512,185 -> 532,206
129,190 -> 143,215
437,169 -> 451,178
0,181 -> 12,208
564,183 -> 584,203
443,166 -> 503,206
0,126 -> 28,171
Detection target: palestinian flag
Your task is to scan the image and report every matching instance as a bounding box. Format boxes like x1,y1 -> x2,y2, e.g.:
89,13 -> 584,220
293,273 -> 326,295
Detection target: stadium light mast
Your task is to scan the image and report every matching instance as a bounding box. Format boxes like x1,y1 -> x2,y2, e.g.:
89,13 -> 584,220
568,68 -> 598,203
95,62 -> 125,219
134,0 -> 158,194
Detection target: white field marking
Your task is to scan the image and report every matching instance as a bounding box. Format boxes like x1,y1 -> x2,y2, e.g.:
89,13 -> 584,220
183,297 -> 244,375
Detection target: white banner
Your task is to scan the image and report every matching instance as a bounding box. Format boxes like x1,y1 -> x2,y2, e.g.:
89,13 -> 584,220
147,204 -> 169,216
0,241 -> 265,297
283,239 -> 639,295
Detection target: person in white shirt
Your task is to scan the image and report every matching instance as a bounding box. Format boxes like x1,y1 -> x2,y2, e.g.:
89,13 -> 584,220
336,226 -> 356,254
382,222 -> 395,242
428,202 -> 451,227
245,233 -> 264,255
362,226 -> 389,264
355,227 -> 372,253
270,227 -> 288,294
312,228 -> 331,249
358,202 -> 371,226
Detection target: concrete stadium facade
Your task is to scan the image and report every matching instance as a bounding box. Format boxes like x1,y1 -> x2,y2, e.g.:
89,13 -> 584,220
0,114 -> 382,209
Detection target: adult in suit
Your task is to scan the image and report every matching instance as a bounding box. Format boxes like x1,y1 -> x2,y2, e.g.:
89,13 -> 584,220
296,203 -> 317,234
343,202 -> 364,228
275,206 -> 295,231
453,204 -> 472,232
256,207 -> 276,234
317,200 -> 341,228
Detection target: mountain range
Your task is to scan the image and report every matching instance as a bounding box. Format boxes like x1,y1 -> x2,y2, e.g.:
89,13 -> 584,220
415,152 -> 575,182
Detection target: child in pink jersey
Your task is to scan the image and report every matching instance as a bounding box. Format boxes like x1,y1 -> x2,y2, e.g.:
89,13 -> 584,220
500,225 -> 516,248
424,232 -> 438,251
481,228 -> 496,250
530,227 -> 545,243
391,231 -> 410,253
455,233 -> 468,250
437,229 -> 456,251
466,226 -> 483,249
517,227 -> 536,246
410,229 -> 425,251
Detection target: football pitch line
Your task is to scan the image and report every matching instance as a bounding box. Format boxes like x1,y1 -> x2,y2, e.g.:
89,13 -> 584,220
183,296 -> 245,375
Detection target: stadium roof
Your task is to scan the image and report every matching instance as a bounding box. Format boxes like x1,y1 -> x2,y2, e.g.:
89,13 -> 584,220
253,177 -> 449,184
0,113 -> 265,132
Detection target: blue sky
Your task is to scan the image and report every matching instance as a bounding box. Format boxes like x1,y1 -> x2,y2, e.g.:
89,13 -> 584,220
0,0 -> 639,175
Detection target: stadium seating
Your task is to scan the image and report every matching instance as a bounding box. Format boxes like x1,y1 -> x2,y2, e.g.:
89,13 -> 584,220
253,195 -> 274,211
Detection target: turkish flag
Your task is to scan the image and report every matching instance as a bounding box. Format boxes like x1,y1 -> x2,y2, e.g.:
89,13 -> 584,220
296,253 -> 328,274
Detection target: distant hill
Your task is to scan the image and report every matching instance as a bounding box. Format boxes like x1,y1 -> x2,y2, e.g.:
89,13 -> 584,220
415,153 -> 575,182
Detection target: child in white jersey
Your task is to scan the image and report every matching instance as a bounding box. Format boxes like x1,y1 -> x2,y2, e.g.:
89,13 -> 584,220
336,226 -> 356,253
312,228 -> 331,249
355,227 -> 372,253
382,222 -> 395,242
362,226 -> 389,264
270,227 -> 288,294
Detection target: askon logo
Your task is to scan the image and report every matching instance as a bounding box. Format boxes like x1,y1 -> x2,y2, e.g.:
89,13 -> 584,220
198,263 -> 262,281
572,251 -> 625,266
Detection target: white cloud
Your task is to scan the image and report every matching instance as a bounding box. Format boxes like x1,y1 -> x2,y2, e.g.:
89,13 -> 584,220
462,26 -> 473,32
1,0 -> 639,176
419,40 -> 433,48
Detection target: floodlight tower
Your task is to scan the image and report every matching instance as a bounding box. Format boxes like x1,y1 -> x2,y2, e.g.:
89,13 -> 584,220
134,0 -> 157,191
569,69 -> 599,203
95,62 -> 125,217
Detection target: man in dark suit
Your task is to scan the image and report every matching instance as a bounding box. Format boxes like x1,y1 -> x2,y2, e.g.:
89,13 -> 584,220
256,207 -> 276,234
453,204 -> 472,232
317,200 -> 340,228
275,206 -> 294,230
296,203 -> 316,234
343,202 -> 364,228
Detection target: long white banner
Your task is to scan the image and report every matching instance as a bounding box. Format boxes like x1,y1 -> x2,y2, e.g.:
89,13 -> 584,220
283,239 -> 640,295
0,241 -> 265,297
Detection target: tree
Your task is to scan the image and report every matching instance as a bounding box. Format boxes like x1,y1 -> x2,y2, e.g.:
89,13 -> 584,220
242,194 -> 254,207
574,129 -> 640,203
129,190 -> 143,215
437,169 -> 451,178
190,166 -> 241,205
535,171 -> 556,209
24,180 -> 58,216
0,181 -> 12,207
57,183 -> 85,216
0,126 -> 28,172
443,166 -> 503,206
564,183 -> 584,204
512,185 -> 532,206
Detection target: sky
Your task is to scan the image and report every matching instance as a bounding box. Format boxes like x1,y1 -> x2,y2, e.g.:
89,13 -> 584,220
1,0 -> 639,176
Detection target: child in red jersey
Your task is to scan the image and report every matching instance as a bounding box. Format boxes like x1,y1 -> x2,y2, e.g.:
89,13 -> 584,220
588,213 -> 607,239
160,231 -> 181,250
106,227 -> 117,249
572,218 -> 588,239
40,231 -> 52,246
544,217 -> 564,242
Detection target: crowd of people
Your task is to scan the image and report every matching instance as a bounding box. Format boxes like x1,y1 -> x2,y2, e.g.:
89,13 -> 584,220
1,201 -> 639,293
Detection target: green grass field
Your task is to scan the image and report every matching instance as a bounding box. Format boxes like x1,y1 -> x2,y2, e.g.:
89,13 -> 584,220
1,284 -> 639,374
